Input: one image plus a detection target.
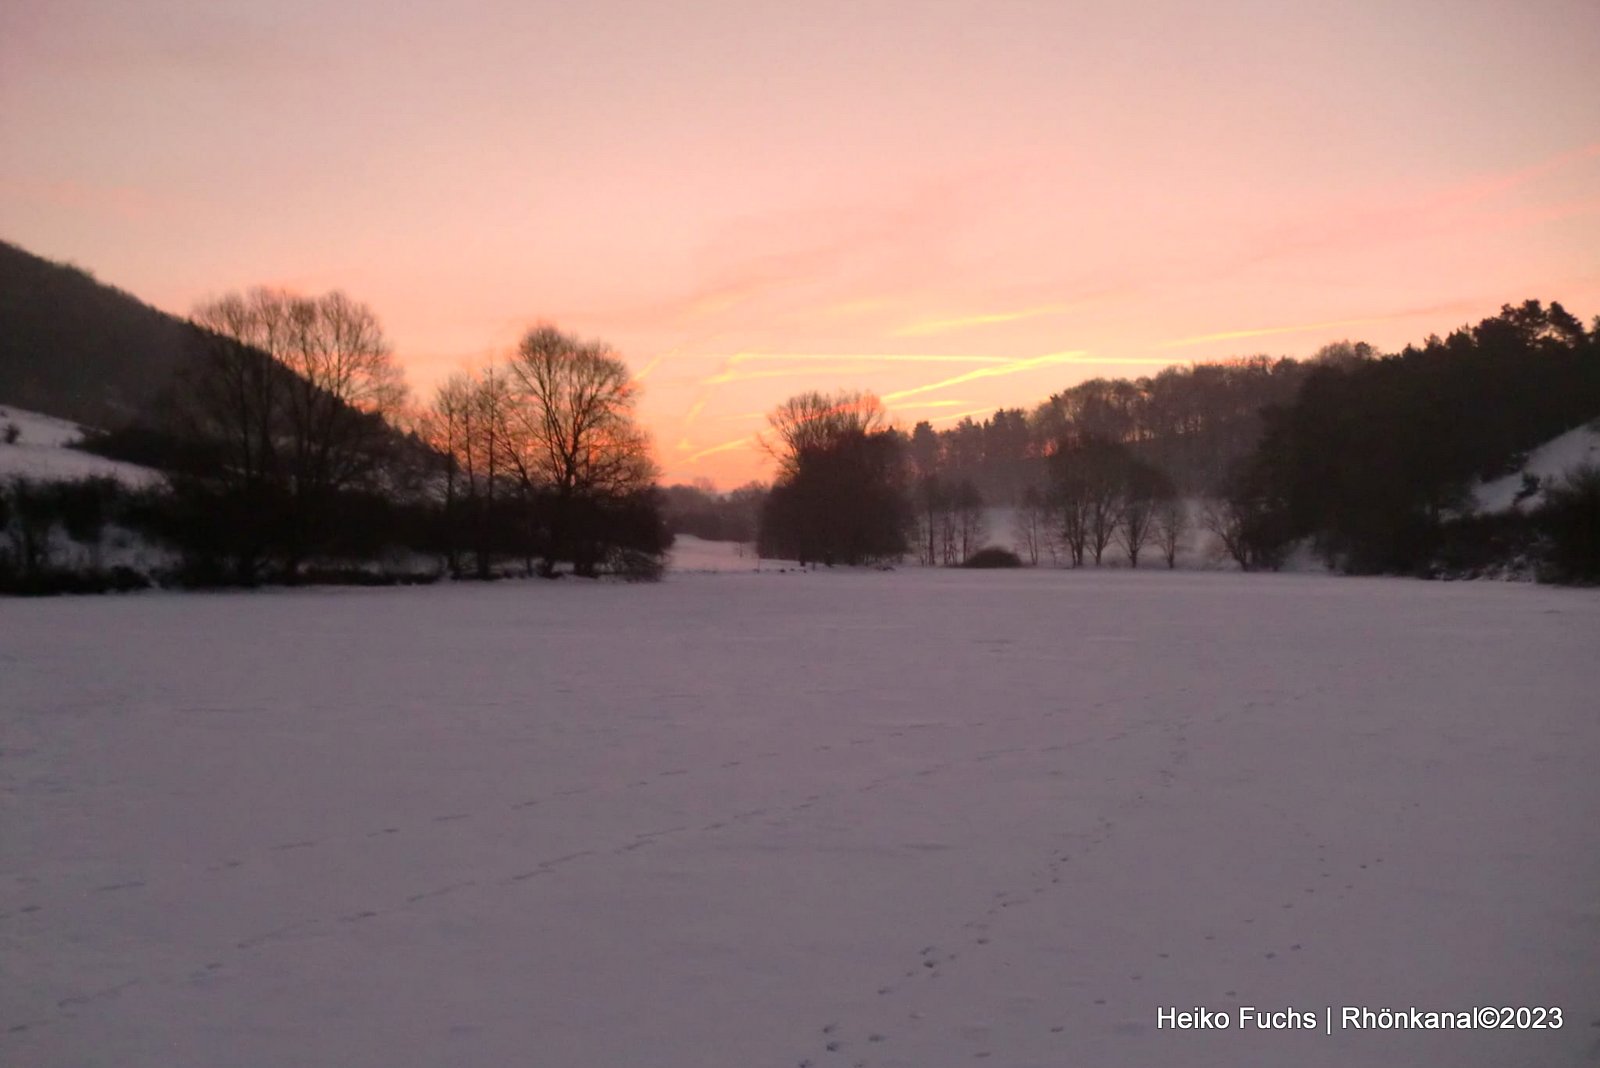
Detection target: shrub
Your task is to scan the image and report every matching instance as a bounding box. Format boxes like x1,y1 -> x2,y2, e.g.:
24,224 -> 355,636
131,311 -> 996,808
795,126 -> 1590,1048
1535,464 -> 1600,585
962,546 -> 1023,568
296,567 -> 440,587
0,565 -> 151,596
607,546 -> 666,582
1431,511 -> 1536,579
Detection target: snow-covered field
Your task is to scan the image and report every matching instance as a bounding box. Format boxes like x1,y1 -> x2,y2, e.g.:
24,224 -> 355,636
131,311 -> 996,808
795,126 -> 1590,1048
3,571 -> 1598,1068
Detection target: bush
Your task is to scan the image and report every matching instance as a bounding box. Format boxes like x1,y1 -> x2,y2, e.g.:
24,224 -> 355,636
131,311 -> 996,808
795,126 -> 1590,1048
1431,510 -> 1537,579
606,546 -> 666,582
294,567 -> 441,587
962,546 -> 1023,568
0,565 -> 151,596
1535,464 -> 1600,585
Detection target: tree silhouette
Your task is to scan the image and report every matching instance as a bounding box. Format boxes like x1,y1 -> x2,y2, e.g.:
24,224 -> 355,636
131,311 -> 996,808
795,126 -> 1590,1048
180,287 -> 408,579
758,391 -> 909,565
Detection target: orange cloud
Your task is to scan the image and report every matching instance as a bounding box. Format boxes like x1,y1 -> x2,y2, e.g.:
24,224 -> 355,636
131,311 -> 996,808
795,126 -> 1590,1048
1442,141 -> 1600,211
1224,141 -> 1600,281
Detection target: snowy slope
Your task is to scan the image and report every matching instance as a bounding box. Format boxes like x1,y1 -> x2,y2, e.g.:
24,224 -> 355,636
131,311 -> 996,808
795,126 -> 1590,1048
2,571 -> 1596,1068
0,405 -> 163,486
1472,420 -> 1600,513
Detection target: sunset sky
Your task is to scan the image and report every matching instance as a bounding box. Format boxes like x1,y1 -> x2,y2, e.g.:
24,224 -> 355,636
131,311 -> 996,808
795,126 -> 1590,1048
4,0 -> 1598,487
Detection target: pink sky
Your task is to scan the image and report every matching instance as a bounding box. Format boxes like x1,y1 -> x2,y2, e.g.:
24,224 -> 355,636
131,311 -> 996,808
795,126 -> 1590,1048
4,0 -> 1598,487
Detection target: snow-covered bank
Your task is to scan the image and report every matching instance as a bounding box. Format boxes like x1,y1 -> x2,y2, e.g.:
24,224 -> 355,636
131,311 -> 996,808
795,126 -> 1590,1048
2,571 -> 1597,1067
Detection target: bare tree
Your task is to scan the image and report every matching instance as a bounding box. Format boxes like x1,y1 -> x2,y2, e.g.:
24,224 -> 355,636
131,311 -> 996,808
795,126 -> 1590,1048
1085,470 -> 1122,566
277,291 -> 407,501
471,365 -> 518,575
757,390 -> 908,567
1050,472 -> 1090,567
914,474 -> 944,566
419,373 -> 474,574
1011,484 -> 1048,565
939,493 -> 960,564
507,326 -> 653,497
186,293 -> 283,489
1154,496 -> 1187,569
1118,493 -> 1154,567
1117,463 -> 1172,568
506,325 -> 656,575
954,479 -> 986,562
761,390 -> 890,478
187,287 -> 408,576
1201,498 -> 1252,570
1049,436 -> 1126,566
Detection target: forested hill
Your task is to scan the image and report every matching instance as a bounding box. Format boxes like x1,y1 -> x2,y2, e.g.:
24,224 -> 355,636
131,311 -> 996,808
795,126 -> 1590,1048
0,240 -> 199,429
911,355 -> 1313,506
1237,300 -> 1600,575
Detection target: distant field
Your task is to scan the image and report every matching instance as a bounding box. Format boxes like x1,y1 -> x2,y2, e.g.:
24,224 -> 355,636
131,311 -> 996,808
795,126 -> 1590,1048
3,571 -> 1597,1067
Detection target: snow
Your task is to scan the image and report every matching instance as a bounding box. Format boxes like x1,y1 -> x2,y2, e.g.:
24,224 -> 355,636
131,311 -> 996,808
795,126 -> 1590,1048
667,533 -> 765,572
1472,420 -> 1600,513
2,571 -> 1598,1068
0,406 -> 164,487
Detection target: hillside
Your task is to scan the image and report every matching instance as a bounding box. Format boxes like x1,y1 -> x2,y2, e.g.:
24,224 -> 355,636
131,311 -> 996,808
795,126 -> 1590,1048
0,240 -> 199,429
0,405 -> 164,486
1472,418 -> 1600,513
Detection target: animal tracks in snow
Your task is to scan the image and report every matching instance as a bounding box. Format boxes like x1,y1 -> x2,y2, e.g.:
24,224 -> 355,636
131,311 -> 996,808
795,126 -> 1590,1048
16,694 -> 1192,1052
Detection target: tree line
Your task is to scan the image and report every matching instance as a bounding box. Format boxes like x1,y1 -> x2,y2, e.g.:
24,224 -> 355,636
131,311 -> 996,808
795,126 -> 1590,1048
5,269 -> 1596,590
751,301 -> 1599,583
1230,300 -> 1600,580
752,389 -> 1196,571
2,284 -> 668,592
413,325 -> 665,580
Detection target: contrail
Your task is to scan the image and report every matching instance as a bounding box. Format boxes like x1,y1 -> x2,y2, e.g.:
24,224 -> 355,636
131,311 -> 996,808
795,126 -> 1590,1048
882,350 -> 1089,403
685,435 -> 758,462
